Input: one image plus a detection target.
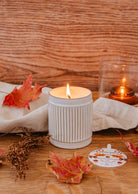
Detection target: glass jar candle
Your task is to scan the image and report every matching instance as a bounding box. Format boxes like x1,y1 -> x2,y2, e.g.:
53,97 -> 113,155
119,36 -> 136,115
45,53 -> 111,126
99,56 -> 138,105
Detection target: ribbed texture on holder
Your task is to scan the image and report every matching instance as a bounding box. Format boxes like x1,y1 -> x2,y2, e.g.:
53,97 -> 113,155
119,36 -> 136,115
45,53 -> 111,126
49,102 -> 92,144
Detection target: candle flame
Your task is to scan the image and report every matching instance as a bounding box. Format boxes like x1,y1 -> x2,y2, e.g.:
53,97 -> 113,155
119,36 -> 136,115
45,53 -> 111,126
120,77 -> 126,99
66,83 -> 71,99
120,86 -> 125,99
120,86 -> 125,95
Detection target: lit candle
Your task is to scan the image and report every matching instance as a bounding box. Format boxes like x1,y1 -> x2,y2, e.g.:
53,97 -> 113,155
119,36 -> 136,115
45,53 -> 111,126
109,77 -> 136,105
48,84 -> 93,149
66,83 -> 71,99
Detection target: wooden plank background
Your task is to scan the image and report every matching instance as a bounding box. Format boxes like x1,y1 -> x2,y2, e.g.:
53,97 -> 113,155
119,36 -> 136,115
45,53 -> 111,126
0,0 -> 137,90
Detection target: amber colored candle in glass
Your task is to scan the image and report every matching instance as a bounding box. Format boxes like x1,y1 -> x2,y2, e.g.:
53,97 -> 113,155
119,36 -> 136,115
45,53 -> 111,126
109,86 -> 136,105
109,77 -> 137,105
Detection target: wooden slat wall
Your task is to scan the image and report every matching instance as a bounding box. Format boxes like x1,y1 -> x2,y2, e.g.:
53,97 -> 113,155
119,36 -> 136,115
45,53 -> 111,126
0,0 -> 137,90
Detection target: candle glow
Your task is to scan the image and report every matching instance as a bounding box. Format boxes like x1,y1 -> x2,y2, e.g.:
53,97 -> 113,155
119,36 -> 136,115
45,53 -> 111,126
120,86 -> 125,99
66,83 -> 71,99
120,77 -> 127,99
122,77 -> 126,86
109,76 -> 136,105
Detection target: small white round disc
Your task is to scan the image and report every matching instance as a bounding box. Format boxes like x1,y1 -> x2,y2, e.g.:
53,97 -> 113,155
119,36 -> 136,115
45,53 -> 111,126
88,144 -> 127,168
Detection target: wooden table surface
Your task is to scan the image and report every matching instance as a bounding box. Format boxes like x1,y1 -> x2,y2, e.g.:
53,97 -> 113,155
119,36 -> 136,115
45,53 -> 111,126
0,92 -> 138,194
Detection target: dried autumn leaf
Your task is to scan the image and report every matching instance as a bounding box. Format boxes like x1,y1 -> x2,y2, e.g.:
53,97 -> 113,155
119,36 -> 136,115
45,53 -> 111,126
47,152 -> 92,183
3,74 -> 46,109
117,130 -> 138,157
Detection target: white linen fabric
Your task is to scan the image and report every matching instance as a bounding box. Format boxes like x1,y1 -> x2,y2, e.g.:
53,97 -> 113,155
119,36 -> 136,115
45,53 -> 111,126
93,97 -> 138,132
0,82 -> 137,133
0,82 -> 50,133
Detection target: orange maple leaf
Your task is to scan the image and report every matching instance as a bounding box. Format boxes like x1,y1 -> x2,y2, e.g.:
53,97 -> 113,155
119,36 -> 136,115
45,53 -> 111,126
47,152 -> 92,183
117,130 -> 138,157
3,75 -> 47,109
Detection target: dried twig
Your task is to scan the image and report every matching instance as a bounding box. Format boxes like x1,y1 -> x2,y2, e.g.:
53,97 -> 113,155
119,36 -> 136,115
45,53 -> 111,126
7,130 -> 50,179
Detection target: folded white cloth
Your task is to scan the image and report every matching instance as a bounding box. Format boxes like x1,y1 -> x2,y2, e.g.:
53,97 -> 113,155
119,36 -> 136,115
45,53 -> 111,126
0,81 -> 50,133
0,82 -> 137,133
93,97 -> 138,132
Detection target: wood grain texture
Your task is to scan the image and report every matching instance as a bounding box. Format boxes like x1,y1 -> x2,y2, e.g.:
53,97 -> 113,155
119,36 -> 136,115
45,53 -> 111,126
0,0 -> 138,90
0,131 -> 138,194
0,92 -> 138,194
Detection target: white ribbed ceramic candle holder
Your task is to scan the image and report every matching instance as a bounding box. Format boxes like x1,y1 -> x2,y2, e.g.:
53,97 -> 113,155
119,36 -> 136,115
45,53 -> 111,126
48,86 -> 93,149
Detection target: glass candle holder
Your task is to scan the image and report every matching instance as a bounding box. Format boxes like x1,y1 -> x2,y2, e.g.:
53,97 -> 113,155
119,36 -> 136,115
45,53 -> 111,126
99,56 -> 138,105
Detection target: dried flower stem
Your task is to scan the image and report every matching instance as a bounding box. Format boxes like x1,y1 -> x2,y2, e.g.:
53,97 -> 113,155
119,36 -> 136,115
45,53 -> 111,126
7,129 -> 50,179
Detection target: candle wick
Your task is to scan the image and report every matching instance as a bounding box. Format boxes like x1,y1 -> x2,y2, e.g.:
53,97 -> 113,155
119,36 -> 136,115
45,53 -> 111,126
67,95 -> 71,99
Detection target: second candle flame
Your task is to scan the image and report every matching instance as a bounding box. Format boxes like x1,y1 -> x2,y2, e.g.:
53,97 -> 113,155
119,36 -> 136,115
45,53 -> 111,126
66,83 -> 71,99
120,77 -> 126,99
